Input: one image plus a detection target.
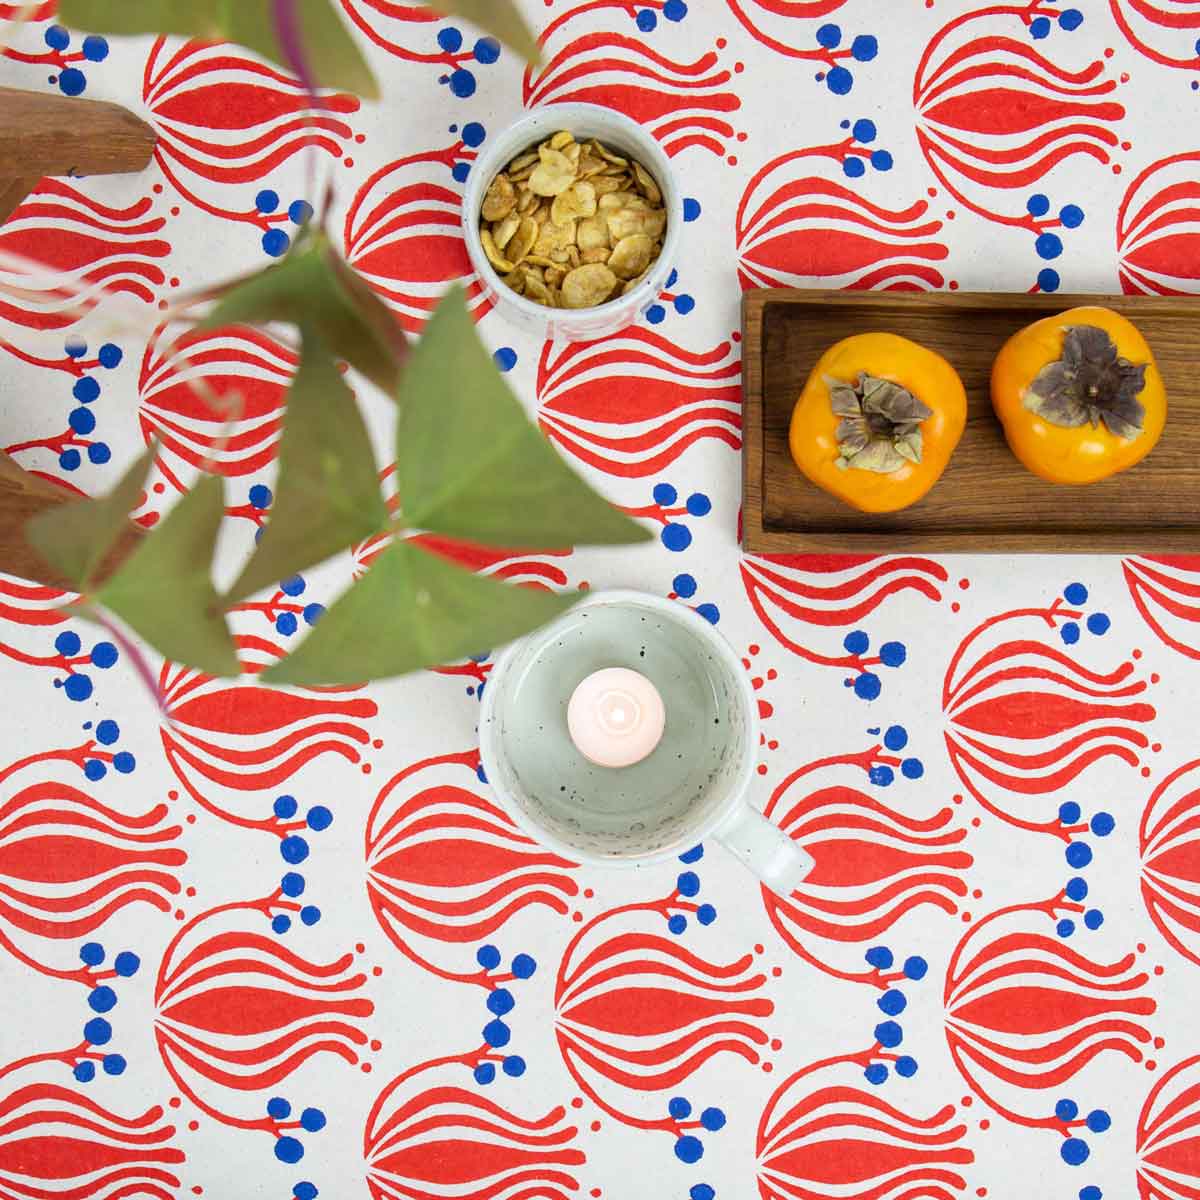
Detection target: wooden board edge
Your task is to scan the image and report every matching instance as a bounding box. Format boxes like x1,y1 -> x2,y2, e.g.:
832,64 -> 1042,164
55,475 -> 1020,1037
740,290 -> 768,551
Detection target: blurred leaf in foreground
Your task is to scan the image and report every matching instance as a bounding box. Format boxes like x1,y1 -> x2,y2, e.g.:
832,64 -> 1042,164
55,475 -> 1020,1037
421,0 -> 540,65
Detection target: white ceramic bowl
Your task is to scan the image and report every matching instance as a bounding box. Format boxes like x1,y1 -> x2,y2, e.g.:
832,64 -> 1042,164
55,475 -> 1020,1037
462,103 -> 682,343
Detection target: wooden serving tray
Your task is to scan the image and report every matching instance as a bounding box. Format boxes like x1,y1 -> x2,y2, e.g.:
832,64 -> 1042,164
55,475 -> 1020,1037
741,289 -> 1200,554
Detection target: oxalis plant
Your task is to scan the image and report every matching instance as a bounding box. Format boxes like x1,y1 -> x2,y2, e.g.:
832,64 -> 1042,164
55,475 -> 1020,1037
24,0 -> 648,688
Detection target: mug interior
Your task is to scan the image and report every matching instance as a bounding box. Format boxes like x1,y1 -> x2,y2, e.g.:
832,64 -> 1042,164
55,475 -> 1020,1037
481,595 -> 754,862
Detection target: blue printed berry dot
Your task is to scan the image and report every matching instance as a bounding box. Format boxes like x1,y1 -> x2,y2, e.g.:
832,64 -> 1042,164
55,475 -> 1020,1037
1066,841 -> 1092,868
483,1019 -> 510,1048
272,914 -> 292,934
112,751 -> 136,774
866,945 -> 893,969
1027,193 -> 1051,217
64,674 -> 93,701
663,0 -> 688,18
855,673 -> 882,701
477,944 -> 501,969
89,985 -> 116,1013
275,1137 -> 304,1164
869,765 -> 895,787
512,953 -> 537,979
691,1188 -> 715,1200
69,406 -> 96,435
1066,877 -> 1088,901
280,836 -> 309,864
65,336 -> 87,358
473,1062 -> 496,1085
460,121 -> 485,148
826,65 -> 854,94
1064,582 -> 1089,604
1080,1189 -> 1102,1200
59,449 -> 81,471
883,726 -> 908,751
636,9 -> 657,31
677,870 -> 701,897
503,1055 -> 526,1077
904,955 -> 928,981
81,942 -> 105,966
303,603 -> 325,625
84,1017 -> 112,1045
451,161 -> 471,183
680,845 -> 704,863
896,1055 -> 918,1077
1030,15 -> 1052,39
487,987 -> 515,1016
1060,8 -> 1084,30
667,267 -> 679,285
448,68 -> 476,97
300,905 -> 321,926
84,760 -> 106,781
698,602 -> 725,626
1057,919 -> 1076,938
1060,204 -> 1085,229
1059,801 -> 1082,825
86,442 -> 110,465
437,26 -> 463,52
281,872 -> 305,898
675,1136 -> 704,1164
55,628 -> 82,657
871,149 -> 894,171
668,913 -> 688,935
256,189 -> 279,214
274,794 -> 299,820
91,641 -> 118,669
82,35 -> 109,61
267,1096 -> 292,1120
288,200 -> 313,226
875,1020 -> 903,1048
45,24 -> 70,49
300,1108 -> 326,1133
852,118 -> 877,143
816,23 -> 842,48
852,34 -> 878,61
844,630 -> 870,655
493,347 -> 517,372
1057,1098 -> 1080,1121
307,805 -> 332,831
865,1062 -> 888,1085
1087,1109 -> 1111,1134
673,573 -> 698,599
295,1185 -> 318,1200
683,197 -> 702,221
843,156 -> 866,179
263,228 -> 290,257
249,484 -> 272,509
98,343 -> 122,368
879,641 -> 906,667
74,376 -> 100,403
701,1107 -> 726,1131
114,950 -> 139,977
1091,812 -> 1115,837
653,482 -> 678,506
95,719 -> 120,744
59,68 -> 86,95
1061,621 -> 1081,645
669,1096 -> 692,1119
102,1053 -> 126,1075
697,903 -> 717,925
878,989 -> 907,1016
74,1061 -> 96,1082
686,492 -> 712,516
901,758 -> 924,780
662,523 -> 692,552
1061,1138 -> 1090,1166
646,304 -> 666,324
1084,908 -> 1104,930
1037,232 -> 1064,260
1087,613 -> 1111,636
1038,268 -> 1061,293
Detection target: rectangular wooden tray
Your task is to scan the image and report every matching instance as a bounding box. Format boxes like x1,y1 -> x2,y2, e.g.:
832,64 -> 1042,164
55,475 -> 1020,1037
741,289 -> 1200,553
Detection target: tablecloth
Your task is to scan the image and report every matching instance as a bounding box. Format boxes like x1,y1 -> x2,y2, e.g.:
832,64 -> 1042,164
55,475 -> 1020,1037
1,2 -> 1199,1198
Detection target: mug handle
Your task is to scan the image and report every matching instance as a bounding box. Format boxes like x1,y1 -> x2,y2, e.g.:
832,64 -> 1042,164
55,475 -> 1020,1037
714,804 -> 813,899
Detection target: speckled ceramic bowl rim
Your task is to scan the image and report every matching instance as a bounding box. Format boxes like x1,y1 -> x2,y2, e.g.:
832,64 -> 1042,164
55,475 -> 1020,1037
478,589 -> 759,868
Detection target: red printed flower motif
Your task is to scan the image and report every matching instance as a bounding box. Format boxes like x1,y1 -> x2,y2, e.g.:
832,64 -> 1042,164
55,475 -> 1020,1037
367,749 -> 577,985
1118,153 -> 1200,294
757,1054 -> 973,1200
139,324 -> 296,493
914,5 -> 1124,228
344,142 -> 490,333
524,6 -> 743,159
1138,1053 -> 1200,1199
1124,555 -> 1200,656
945,900 -> 1155,1128
155,900 -> 373,1121
537,329 -> 741,481
727,0 -> 851,58
364,1057 -> 585,1200
761,746 -> 971,983
142,37 -> 359,230
158,637 -> 378,832
0,1069 -> 184,1200
1111,0 -> 1200,70
738,146 -> 948,290
0,180 -> 168,333
0,575 -> 73,674
1141,758 -> 1200,969
0,2 -> 56,18
555,900 -> 772,1128
943,596 -> 1155,837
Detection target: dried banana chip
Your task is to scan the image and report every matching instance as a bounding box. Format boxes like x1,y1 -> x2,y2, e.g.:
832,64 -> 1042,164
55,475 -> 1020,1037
517,189 -> 537,214
567,245 -> 581,268
564,141 -> 582,166
523,254 -> 557,268
544,265 -> 566,289
577,154 -> 606,178
581,246 -> 611,265
508,150 -> 538,173
609,233 -> 654,279
551,180 -> 597,225
598,190 -> 643,212
481,228 -> 515,273
562,263 -> 618,308
482,173 -> 516,222
507,216 -> 538,265
529,147 -> 576,196
591,139 -> 628,167
577,215 -> 610,253
622,271 -> 648,295
492,212 -> 520,252
523,270 -> 552,304
632,161 -> 662,206
549,130 -> 574,151
591,175 -> 625,196
533,218 -> 576,258
607,206 -> 666,241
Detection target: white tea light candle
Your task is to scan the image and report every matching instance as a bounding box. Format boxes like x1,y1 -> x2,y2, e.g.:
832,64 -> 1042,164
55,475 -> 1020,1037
567,667 -> 666,768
